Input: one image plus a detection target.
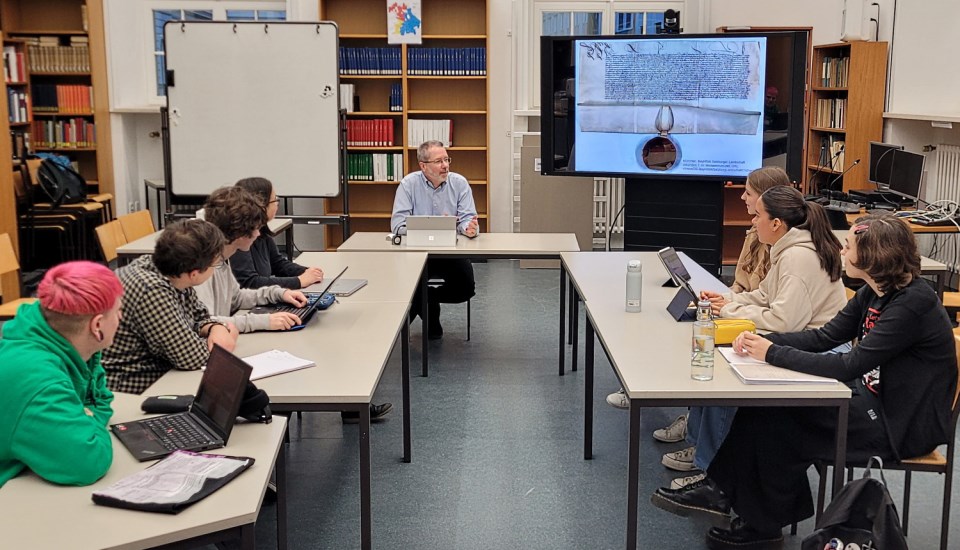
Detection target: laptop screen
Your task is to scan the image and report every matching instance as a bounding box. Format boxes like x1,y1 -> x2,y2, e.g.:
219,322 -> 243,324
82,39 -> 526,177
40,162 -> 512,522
657,247 -> 698,299
191,345 -> 252,440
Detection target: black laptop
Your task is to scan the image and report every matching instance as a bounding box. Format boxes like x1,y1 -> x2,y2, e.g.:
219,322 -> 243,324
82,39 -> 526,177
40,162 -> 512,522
111,345 -> 252,461
251,266 -> 348,330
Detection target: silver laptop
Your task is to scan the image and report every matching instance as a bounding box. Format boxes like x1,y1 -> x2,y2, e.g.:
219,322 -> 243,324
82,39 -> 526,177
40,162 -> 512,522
406,215 -> 457,247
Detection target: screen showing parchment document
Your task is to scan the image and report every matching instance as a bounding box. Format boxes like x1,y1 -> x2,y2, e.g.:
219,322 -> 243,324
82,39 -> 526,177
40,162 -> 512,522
574,36 -> 766,178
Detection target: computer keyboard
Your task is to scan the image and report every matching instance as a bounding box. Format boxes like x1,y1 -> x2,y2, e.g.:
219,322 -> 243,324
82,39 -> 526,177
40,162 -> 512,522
275,292 -> 327,318
144,415 -> 214,451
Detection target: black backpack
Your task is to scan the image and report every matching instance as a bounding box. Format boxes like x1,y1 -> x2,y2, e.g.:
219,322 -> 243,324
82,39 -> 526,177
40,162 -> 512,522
802,457 -> 908,550
36,158 -> 88,206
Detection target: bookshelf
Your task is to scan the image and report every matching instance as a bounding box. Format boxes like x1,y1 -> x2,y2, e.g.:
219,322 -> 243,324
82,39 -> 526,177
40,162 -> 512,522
0,0 -> 113,201
721,184 -> 751,265
0,31 -> 20,299
319,0 -> 489,249
806,41 -> 887,194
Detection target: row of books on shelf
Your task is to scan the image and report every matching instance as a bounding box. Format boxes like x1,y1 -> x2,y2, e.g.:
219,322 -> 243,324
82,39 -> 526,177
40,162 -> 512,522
817,136 -> 846,171
820,56 -> 850,87
10,130 -> 30,160
32,119 -> 96,149
339,47 -> 401,75
407,48 -> 486,76
7,89 -> 30,123
408,119 -> 452,147
3,46 -> 26,82
348,153 -> 404,182
32,84 -> 94,114
346,119 -> 395,147
814,98 -> 846,129
339,84 -> 355,112
339,83 -> 403,113
26,39 -> 90,74
389,83 -> 402,112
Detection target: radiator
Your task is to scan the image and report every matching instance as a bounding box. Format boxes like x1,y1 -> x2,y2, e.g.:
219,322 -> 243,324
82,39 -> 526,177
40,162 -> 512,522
593,177 -> 625,234
935,143 -> 960,202
921,144 -> 960,278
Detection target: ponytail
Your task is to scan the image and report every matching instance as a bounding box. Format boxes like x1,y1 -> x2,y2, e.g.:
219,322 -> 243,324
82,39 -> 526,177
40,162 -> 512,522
800,201 -> 843,282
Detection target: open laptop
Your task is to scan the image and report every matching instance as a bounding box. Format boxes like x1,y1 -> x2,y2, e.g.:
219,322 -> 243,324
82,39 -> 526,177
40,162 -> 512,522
251,266 -> 348,329
111,345 -> 251,461
406,215 -> 457,247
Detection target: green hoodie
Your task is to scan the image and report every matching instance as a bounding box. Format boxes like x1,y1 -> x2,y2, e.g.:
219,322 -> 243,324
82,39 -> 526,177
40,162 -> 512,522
0,302 -> 114,487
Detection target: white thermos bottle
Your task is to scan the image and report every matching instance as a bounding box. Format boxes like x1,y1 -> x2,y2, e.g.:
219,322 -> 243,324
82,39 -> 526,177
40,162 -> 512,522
625,260 -> 642,312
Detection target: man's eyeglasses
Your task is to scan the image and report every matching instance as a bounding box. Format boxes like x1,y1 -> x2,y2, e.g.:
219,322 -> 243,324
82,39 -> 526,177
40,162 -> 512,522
421,157 -> 452,166
209,254 -> 225,269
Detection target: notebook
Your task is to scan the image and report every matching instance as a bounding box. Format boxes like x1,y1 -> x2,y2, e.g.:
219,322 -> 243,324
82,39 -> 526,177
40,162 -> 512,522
718,347 -> 837,385
242,349 -> 316,380
111,345 -> 252,461
251,266 -> 348,329
406,215 -> 457,247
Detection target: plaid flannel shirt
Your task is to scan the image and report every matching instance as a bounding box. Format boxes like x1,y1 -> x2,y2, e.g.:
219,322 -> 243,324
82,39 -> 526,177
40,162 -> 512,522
102,255 -> 215,394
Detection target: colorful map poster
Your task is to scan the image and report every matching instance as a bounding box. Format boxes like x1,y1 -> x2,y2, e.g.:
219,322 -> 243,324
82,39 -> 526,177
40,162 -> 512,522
387,1 -> 422,44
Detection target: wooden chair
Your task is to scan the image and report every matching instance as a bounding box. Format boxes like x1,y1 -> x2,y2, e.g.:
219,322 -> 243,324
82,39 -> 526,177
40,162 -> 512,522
94,220 -> 128,265
0,233 -> 38,319
118,209 -> 156,242
812,332 -> 960,549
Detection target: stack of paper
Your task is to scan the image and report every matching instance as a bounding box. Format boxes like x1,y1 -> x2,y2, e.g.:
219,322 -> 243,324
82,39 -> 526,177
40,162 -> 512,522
242,349 -> 316,381
718,347 -> 837,385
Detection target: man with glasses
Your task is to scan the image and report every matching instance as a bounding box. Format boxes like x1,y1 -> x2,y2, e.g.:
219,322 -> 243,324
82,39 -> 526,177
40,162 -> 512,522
103,219 -> 239,394
391,140 -> 479,340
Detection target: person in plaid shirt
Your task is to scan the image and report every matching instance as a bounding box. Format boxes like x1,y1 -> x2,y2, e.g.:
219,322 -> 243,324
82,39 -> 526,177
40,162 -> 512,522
102,219 -> 238,394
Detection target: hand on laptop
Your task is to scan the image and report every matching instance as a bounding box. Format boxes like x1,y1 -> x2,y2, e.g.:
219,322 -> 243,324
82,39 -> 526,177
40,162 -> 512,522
269,312 -> 303,331
298,267 -> 324,288
207,322 -> 238,352
463,215 -> 479,238
282,290 -> 308,308
699,290 -> 729,316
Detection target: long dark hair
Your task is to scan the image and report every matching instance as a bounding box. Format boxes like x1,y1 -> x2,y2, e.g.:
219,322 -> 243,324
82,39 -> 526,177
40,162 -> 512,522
759,186 -> 842,282
235,176 -> 273,208
741,166 -> 792,279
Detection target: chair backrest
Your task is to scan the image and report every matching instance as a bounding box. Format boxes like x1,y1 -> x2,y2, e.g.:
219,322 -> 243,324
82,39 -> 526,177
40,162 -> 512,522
118,209 -> 155,242
95,220 -> 127,263
0,233 -> 23,302
844,287 -> 856,301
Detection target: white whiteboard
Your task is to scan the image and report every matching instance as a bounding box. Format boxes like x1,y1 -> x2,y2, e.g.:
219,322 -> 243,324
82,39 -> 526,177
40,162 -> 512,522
887,1 -> 960,118
165,21 -> 341,198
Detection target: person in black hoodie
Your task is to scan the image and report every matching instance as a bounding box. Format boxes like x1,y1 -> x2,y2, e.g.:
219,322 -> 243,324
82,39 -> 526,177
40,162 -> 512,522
675,213 -> 956,550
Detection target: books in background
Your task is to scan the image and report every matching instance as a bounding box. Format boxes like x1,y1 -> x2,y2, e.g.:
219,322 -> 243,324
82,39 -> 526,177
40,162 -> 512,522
32,118 -> 96,148
348,152 -> 403,182
814,98 -> 846,129
820,56 -> 849,87
338,47 -> 401,75
408,119 -> 452,147
32,84 -> 93,114
818,135 -> 846,171
25,36 -> 90,73
2,45 -> 26,82
7,88 -> 30,123
390,83 -> 402,112
339,83 -> 355,113
346,119 -> 394,146
407,47 -> 486,76
10,130 -> 31,159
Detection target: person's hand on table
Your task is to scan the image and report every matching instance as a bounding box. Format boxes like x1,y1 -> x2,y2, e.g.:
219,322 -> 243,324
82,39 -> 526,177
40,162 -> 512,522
733,331 -> 772,361
298,267 -> 324,288
700,290 -> 729,316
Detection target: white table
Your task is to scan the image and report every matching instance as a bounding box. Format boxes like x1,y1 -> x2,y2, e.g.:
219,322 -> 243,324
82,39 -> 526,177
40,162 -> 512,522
115,218 -> 294,265
561,251 -> 852,550
339,232 -> 581,376
0,392 -> 288,550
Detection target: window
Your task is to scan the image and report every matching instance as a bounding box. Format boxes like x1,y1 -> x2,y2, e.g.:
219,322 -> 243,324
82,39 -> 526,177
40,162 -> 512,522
151,5 -> 286,98
614,11 -> 666,36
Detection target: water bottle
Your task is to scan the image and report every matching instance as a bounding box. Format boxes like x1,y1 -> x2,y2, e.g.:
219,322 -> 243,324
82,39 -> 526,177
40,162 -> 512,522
625,260 -> 642,312
691,299 -> 715,381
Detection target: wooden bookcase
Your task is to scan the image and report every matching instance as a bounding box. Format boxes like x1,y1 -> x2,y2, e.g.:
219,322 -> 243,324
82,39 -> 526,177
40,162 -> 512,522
806,41 -> 887,194
319,0 -> 489,249
0,0 -> 113,199
721,184 -> 751,265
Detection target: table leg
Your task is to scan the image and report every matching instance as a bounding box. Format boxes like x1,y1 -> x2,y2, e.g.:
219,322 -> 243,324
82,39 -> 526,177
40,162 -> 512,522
240,523 -> 255,550
568,281 -> 575,344
276,435 -> 288,550
832,401 -> 849,496
283,225 -> 295,262
143,181 -> 151,225
626,401 -> 641,550
936,272 -> 945,300
559,267 -> 567,376
401,318 -> 412,463
572,292 -> 579,372
421,272 -> 429,377
584,318 -> 594,460
360,404 -> 372,550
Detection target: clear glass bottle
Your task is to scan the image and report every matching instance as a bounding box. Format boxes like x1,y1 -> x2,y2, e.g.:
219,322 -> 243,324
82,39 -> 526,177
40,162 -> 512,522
691,299 -> 715,381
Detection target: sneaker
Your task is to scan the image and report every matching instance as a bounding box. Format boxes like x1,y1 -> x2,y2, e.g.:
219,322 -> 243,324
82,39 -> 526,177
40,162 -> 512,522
606,389 -> 629,409
341,403 -> 394,424
671,472 -> 706,490
653,413 -> 688,443
662,445 -> 698,472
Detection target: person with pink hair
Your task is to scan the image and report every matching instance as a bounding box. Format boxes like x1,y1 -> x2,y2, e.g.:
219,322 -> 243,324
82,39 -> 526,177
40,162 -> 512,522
0,261 -> 123,487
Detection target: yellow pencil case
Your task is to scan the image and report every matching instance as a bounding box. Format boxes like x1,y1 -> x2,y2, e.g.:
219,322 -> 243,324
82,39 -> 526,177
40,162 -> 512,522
715,319 -> 756,345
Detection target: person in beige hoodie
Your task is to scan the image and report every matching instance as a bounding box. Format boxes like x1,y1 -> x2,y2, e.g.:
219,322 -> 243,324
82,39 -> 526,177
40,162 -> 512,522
653,186 -> 849,519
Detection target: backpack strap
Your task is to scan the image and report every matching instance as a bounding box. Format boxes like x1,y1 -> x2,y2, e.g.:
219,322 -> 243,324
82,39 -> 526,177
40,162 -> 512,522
862,455 -> 889,486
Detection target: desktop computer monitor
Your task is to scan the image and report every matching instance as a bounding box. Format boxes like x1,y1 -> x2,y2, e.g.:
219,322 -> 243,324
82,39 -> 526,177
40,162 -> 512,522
868,141 -> 904,188
887,150 -> 925,200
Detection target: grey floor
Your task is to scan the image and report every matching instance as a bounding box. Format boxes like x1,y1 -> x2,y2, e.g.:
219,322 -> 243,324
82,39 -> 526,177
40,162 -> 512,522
248,260 -> 958,550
